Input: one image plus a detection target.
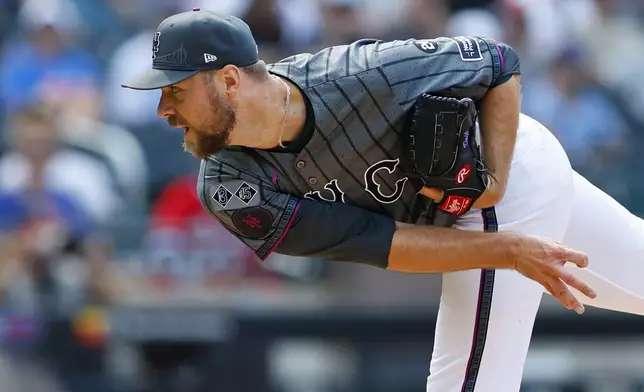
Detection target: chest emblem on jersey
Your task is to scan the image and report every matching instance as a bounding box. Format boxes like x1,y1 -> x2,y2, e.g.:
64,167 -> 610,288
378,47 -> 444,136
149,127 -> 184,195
301,160 -> 408,205
213,184 -> 233,208
235,182 -> 257,204
304,179 -> 346,203
364,159 -> 408,204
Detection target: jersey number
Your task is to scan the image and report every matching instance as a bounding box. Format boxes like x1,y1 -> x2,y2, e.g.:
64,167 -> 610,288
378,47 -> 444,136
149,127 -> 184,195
414,39 -> 438,54
304,159 -> 407,204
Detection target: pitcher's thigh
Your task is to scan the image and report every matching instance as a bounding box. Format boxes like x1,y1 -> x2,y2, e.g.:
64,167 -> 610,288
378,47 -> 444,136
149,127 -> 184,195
561,171 -> 644,314
427,118 -> 576,392
428,268 -> 546,392
428,208 -> 572,392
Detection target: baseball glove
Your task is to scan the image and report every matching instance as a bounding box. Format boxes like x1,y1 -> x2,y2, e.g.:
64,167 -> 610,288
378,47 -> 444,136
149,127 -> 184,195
406,94 -> 488,227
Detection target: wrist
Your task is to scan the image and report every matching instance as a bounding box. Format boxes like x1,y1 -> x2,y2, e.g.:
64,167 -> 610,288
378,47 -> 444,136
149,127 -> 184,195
497,232 -> 522,270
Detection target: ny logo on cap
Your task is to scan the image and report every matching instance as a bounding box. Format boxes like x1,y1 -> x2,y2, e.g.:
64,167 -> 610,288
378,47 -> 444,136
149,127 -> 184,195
204,53 -> 217,63
152,32 -> 161,60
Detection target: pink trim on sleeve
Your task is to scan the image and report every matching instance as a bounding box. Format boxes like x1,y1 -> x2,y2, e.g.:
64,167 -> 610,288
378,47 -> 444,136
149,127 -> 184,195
260,200 -> 302,261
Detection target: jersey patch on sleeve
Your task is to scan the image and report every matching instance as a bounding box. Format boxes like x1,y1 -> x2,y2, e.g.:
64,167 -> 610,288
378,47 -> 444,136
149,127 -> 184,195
209,180 -> 261,211
234,182 -> 258,204
413,39 -> 439,54
451,36 -> 483,61
232,207 -> 274,239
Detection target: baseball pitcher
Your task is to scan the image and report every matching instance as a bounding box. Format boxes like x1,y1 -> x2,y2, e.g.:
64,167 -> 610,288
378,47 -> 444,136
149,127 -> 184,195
122,9 -> 644,392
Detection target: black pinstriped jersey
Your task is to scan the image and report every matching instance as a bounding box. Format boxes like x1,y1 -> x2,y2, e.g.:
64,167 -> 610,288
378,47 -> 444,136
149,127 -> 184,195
198,36 -> 518,261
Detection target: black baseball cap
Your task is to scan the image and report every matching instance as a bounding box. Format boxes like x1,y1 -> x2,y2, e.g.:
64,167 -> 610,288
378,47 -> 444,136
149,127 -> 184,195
122,9 -> 259,90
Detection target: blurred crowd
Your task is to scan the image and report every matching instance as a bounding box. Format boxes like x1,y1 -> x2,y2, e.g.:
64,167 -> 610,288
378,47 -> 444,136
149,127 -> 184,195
1,0 -> 644,391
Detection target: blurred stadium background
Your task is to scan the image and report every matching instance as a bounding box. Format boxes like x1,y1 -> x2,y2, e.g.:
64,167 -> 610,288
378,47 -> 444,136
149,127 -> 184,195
1,0 -> 644,391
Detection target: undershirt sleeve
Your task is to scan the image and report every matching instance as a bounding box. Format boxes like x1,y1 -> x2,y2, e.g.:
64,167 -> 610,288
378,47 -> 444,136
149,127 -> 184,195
274,198 -> 396,268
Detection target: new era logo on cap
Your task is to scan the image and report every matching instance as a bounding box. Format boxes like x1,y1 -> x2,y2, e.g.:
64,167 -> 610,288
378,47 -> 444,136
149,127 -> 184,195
204,53 -> 217,63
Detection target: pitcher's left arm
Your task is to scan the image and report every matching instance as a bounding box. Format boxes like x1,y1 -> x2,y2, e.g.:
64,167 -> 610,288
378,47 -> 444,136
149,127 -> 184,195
375,36 -> 521,207
476,73 -> 521,208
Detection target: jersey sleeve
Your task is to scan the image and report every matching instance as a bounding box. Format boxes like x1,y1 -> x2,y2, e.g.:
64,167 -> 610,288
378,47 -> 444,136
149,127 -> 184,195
374,36 -> 520,106
198,156 -> 396,267
198,157 -> 299,261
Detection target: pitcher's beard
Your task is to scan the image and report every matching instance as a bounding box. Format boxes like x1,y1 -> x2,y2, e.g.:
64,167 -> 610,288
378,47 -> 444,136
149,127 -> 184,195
183,140 -> 198,157
183,127 -> 232,159
183,92 -> 236,159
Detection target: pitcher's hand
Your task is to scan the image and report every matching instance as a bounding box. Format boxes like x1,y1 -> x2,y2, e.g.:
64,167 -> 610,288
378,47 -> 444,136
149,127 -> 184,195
511,233 -> 596,314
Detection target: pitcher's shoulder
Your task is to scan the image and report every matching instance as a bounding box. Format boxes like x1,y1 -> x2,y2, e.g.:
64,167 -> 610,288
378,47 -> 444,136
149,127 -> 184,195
267,39 -> 385,87
199,148 -> 274,185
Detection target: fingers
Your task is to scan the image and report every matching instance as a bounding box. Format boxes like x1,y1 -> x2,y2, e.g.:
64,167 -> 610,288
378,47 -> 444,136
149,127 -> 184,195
542,280 -> 574,311
560,246 -> 589,269
543,265 -> 597,314
546,277 -> 585,314
556,266 -> 597,300
522,238 -> 594,314
419,187 -> 443,202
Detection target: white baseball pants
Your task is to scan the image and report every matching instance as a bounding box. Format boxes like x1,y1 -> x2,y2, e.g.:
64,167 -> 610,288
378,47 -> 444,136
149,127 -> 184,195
426,114 -> 644,392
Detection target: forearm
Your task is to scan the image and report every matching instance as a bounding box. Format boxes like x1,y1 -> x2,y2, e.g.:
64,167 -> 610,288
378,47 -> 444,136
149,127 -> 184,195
478,74 -> 521,195
387,222 -> 518,273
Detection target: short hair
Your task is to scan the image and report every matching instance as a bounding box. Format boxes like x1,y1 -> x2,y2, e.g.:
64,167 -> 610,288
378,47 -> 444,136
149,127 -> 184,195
201,61 -> 269,86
